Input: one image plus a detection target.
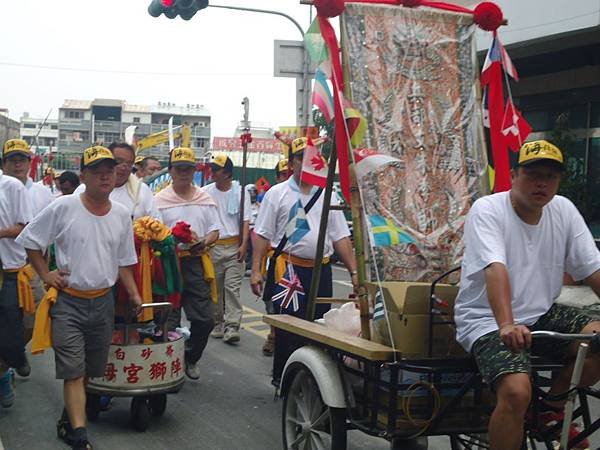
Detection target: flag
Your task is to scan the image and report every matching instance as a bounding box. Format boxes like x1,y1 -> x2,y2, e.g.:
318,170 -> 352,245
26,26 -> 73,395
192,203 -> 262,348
304,18 -> 329,65
312,67 -> 334,123
481,36 -> 510,193
373,290 -> 385,322
368,215 -> 415,247
272,263 -> 305,312
342,96 -> 368,148
501,99 -> 531,152
497,38 -> 519,81
353,148 -> 399,181
285,199 -> 310,245
300,139 -> 328,188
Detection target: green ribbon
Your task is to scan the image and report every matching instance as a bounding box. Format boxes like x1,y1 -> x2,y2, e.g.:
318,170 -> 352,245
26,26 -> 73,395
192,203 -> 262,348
152,235 -> 183,296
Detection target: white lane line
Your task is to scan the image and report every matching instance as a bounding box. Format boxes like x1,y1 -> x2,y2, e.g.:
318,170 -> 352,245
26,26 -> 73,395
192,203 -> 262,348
334,280 -> 353,287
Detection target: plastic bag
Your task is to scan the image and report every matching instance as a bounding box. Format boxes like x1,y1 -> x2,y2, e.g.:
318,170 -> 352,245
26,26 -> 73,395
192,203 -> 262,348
322,302 -> 361,337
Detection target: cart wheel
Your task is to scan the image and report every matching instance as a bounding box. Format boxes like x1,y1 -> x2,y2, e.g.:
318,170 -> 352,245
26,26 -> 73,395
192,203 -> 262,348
130,397 -> 150,432
149,394 -> 167,417
282,368 -> 346,450
449,434 -> 490,450
86,393 -> 101,422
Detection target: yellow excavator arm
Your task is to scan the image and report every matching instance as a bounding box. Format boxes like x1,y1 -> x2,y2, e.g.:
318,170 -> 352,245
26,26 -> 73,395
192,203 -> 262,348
135,124 -> 192,153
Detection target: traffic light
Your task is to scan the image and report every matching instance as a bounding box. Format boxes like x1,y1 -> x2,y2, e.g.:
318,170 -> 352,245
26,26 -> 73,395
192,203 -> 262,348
147,0 -> 209,20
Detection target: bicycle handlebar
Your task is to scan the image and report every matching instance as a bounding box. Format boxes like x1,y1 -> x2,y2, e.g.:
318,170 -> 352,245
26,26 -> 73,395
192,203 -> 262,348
530,330 -> 597,341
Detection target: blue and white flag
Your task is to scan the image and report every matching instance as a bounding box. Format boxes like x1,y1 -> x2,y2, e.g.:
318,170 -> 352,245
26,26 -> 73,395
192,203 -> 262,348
285,199 -> 310,245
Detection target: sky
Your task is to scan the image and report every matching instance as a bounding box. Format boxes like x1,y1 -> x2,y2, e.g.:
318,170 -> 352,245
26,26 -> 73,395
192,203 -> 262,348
0,0 -> 315,137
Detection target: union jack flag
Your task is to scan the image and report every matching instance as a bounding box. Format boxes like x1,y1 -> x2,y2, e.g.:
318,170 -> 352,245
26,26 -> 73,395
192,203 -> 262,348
272,264 -> 305,312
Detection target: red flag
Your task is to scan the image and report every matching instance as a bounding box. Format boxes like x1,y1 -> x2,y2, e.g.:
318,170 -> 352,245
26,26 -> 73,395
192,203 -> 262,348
501,100 -> 531,152
482,35 -> 511,193
300,139 -> 328,188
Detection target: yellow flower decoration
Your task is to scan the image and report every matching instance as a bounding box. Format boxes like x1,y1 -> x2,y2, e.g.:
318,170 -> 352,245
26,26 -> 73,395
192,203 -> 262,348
133,216 -> 172,242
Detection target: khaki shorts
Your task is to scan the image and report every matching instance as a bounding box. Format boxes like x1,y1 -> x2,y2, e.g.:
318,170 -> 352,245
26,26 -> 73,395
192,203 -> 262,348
50,290 -> 114,380
472,303 -> 598,386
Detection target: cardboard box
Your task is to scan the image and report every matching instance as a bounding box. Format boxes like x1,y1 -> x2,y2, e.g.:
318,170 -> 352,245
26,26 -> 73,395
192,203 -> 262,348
366,282 -> 466,358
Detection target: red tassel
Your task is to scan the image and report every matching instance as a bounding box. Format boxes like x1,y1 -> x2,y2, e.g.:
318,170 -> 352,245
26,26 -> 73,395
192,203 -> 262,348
168,292 -> 181,309
153,256 -> 166,288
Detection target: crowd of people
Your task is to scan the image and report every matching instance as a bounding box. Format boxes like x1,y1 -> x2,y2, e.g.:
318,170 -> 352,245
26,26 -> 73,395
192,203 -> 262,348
0,136 -> 357,450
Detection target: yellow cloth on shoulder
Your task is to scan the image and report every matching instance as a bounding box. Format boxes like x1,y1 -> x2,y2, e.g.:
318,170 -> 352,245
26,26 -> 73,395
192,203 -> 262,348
32,286 -> 111,355
4,265 -> 35,314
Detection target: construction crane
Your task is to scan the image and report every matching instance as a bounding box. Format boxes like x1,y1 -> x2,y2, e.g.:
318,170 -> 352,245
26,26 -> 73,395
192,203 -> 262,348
133,124 -> 192,154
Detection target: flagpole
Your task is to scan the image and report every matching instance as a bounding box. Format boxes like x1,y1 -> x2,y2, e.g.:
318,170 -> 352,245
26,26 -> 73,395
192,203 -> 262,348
305,140 -> 337,322
239,97 -> 250,247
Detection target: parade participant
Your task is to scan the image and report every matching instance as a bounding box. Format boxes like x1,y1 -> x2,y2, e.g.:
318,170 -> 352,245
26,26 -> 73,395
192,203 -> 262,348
17,145 -> 142,450
75,142 -> 160,220
454,141 -> 600,450
275,158 -> 289,184
0,165 -> 32,407
245,184 -> 259,272
202,154 -> 250,344
137,156 -> 161,179
57,171 -> 80,196
2,138 -> 53,377
133,155 -> 144,177
155,147 -> 219,380
250,137 -> 358,356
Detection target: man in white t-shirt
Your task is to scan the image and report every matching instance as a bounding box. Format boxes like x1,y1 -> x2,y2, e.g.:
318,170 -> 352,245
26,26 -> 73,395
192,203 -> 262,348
17,145 -> 142,450
2,138 -> 54,378
0,164 -> 33,408
74,142 -> 160,220
454,140 -> 600,450
250,137 -> 358,354
155,147 -> 220,381
202,154 -> 250,344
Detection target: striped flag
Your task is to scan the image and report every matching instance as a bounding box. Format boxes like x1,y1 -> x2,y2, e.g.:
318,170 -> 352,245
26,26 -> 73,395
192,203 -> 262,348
312,67 -> 334,123
272,264 -> 305,312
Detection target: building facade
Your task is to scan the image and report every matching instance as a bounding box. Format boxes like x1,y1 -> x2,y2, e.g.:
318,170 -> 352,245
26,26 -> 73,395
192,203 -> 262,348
58,99 -> 211,158
0,109 -> 20,145
20,112 -> 59,155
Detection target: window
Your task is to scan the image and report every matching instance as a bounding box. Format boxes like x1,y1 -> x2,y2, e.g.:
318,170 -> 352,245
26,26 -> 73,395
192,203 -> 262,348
51,125 -> 58,130
133,117 -> 141,123
196,138 -> 206,148
66,110 -> 83,119
23,123 -> 36,129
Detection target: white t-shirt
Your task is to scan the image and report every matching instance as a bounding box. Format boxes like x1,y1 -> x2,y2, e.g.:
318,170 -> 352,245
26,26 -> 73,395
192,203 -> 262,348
0,171 -> 33,270
454,192 -> 600,351
158,202 -> 220,239
253,178 -> 350,259
201,182 -> 251,239
75,177 -> 160,220
16,195 -> 138,290
26,177 -> 54,217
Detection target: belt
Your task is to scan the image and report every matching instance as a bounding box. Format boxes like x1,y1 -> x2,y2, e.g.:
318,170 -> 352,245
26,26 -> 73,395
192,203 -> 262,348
215,236 -> 239,246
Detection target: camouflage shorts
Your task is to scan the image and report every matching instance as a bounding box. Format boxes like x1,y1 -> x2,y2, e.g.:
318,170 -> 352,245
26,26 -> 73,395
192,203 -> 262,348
472,303 -> 599,386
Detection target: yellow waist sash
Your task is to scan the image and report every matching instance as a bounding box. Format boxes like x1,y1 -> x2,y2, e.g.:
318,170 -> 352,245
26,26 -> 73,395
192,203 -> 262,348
215,236 -> 239,246
265,251 -> 330,284
4,265 -> 35,314
179,251 -> 218,304
32,286 -> 111,355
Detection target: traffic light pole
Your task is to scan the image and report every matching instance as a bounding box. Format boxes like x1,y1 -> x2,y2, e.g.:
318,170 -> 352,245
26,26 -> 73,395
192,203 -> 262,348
208,4 -> 310,127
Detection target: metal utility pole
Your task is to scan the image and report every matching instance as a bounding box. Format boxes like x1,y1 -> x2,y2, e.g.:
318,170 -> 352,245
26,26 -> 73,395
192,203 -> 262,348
238,97 -> 251,246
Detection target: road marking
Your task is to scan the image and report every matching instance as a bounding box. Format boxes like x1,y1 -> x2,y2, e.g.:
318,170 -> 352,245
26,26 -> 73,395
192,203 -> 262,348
334,280 -> 353,287
242,305 -> 270,339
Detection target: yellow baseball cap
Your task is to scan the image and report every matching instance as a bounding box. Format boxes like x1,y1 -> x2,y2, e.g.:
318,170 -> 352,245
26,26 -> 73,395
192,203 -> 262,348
81,145 -> 117,170
211,153 -> 232,168
134,155 -> 145,165
518,140 -> 564,169
276,159 -> 288,173
3,139 -> 32,159
169,147 -> 196,167
291,137 -> 308,155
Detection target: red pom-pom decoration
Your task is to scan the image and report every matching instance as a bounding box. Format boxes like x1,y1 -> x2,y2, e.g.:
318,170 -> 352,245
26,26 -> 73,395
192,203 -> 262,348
473,2 -> 503,32
314,0 -> 345,18
400,0 -> 422,7
161,0 -> 175,6
172,221 -> 193,243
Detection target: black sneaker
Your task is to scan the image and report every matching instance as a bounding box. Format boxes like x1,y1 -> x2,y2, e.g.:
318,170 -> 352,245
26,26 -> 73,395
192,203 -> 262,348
57,418 -> 74,445
16,357 -> 31,377
71,439 -> 93,450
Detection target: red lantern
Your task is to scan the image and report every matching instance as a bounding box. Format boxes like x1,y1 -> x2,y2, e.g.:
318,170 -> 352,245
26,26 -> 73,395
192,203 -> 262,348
473,2 -> 503,32
314,0 -> 345,18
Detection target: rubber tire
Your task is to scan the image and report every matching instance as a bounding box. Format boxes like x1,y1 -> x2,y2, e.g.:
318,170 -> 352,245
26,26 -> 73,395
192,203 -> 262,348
86,393 -> 101,422
149,394 -> 167,417
130,397 -> 150,432
282,368 -> 347,450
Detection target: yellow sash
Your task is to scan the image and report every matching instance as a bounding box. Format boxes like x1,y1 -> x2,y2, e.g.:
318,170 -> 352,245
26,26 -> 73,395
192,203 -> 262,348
32,287 -> 111,355
5,265 -> 35,314
179,251 -> 218,304
270,252 -> 330,283
215,236 -> 239,246
138,241 -> 153,322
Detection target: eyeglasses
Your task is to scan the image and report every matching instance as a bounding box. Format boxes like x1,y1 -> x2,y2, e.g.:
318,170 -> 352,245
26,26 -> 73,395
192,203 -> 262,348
114,158 -> 134,167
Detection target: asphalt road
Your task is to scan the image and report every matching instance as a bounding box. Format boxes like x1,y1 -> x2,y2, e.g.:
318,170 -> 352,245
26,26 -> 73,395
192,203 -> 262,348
0,266 -> 598,449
